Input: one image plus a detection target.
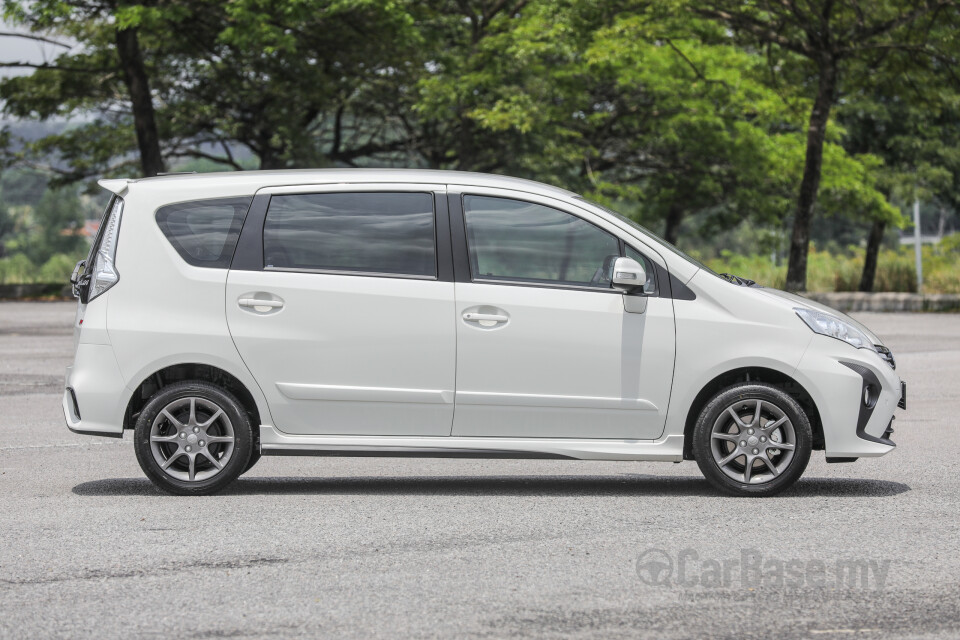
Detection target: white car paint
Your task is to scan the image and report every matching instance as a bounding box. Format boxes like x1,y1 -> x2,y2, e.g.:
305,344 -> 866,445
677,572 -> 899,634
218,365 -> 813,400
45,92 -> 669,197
63,169 -> 903,475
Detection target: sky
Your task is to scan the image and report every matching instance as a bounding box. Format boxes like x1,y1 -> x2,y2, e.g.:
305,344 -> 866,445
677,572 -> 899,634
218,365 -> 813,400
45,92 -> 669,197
0,20 -> 76,79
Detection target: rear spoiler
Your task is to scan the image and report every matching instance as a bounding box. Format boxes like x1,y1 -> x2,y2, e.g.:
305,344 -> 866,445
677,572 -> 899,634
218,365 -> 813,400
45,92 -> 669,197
97,178 -> 130,197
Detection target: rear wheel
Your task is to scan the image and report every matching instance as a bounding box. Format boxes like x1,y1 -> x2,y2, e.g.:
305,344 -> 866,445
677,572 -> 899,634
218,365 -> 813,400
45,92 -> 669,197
692,383 -> 812,497
134,381 -> 252,496
243,449 -> 261,474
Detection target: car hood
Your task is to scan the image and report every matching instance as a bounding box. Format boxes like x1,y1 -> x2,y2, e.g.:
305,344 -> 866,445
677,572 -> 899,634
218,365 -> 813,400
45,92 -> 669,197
752,287 -> 884,346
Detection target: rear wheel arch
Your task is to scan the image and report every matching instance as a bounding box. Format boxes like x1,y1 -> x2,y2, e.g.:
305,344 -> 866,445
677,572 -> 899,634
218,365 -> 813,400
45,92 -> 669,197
682,366 -> 824,460
123,363 -> 262,438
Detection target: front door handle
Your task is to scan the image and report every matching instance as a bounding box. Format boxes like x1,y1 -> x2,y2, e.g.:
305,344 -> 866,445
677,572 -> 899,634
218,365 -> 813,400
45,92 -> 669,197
462,312 -> 508,323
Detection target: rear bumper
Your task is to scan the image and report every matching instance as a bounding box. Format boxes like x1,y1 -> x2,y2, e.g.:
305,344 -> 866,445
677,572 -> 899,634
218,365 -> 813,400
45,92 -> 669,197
62,343 -> 128,437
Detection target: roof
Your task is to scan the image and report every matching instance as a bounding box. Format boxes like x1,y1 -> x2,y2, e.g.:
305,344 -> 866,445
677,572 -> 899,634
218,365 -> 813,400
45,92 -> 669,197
98,169 -> 579,201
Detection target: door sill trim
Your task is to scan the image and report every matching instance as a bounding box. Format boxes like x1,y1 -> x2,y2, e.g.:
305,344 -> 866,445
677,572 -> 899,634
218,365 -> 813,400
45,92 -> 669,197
258,426 -> 684,461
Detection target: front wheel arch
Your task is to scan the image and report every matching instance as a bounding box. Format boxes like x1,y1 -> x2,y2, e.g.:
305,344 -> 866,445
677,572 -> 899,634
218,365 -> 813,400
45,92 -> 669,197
682,367 -> 823,460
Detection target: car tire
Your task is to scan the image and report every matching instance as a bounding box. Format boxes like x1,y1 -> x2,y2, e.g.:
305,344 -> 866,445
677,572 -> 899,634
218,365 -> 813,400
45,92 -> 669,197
693,383 -> 812,497
242,449 -> 261,475
134,381 -> 253,496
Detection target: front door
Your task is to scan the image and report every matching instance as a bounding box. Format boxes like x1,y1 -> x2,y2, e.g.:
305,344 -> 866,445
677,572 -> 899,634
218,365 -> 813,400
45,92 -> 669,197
226,186 -> 456,436
450,192 -> 675,440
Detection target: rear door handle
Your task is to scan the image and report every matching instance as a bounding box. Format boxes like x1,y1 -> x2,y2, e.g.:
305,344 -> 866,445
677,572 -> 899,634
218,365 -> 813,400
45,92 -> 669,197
462,312 -> 508,323
239,298 -> 283,309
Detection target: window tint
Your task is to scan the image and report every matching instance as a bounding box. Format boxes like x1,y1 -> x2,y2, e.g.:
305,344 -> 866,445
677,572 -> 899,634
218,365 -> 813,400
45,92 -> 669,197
263,192 -> 436,277
625,245 -> 658,295
463,195 -> 620,287
156,197 -> 252,269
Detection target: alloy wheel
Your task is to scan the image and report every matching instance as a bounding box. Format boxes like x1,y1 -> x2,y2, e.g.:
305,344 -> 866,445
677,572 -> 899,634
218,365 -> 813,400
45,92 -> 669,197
149,397 -> 236,482
710,398 -> 797,485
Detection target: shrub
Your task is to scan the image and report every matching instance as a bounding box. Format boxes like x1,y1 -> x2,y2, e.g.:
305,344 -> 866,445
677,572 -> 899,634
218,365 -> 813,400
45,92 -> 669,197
705,244 -> 959,293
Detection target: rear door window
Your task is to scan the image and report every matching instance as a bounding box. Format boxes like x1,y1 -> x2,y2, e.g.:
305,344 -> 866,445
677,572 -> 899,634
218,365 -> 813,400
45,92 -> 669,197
262,192 -> 437,278
156,197 -> 252,269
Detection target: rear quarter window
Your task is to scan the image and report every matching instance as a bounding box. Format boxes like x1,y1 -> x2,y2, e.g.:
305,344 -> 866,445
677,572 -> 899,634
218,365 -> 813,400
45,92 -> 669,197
156,196 -> 252,268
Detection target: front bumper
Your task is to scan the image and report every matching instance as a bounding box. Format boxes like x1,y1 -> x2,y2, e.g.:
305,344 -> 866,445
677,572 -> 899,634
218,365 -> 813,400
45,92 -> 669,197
795,336 -> 903,458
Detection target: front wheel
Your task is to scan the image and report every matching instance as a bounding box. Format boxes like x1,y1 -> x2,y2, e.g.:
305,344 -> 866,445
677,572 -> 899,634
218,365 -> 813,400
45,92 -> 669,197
692,383 -> 812,497
134,381 -> 253,496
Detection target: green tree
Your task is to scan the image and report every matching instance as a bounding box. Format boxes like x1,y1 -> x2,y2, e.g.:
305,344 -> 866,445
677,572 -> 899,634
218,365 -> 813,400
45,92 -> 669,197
837,70 -> 960,290
2,1 -> 427,175
432,1 -> 897,250
696,0 -> 959,290
3,0 -> 172,176
25,187 -> 86,264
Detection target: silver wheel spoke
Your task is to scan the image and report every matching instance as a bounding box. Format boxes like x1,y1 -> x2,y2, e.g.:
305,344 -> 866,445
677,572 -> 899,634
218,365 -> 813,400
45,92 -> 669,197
188,453 -> 197,481
712,431 -> 740,442
200,409 -> 224,429
201,449 -> 223,470
772,442 -> 795,451
718,450 -> 741,467
760,454 -> 780,477
764,416 -> 787,431
743,457 -> 753,483
205,435 -> 234,444
161,409 -> 183,429
726,407 -> 748,429
161,450 -> 184,470
150,434 -> 179,442
751,400 -> 762,427
188,398 -> 198,426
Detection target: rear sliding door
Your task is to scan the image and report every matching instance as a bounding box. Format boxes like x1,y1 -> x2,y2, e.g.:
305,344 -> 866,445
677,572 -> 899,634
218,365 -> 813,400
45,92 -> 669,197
226,184 -> 456,436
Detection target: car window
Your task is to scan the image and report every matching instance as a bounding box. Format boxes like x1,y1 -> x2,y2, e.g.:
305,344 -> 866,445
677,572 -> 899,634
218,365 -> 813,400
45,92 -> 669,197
625,245 -> 658,295
156,196 -> 252,269
463,195 -> 620,288
262,192 -> 436,277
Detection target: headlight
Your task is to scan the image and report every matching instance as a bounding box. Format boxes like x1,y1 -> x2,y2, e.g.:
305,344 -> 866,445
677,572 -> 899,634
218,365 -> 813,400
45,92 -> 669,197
794,308 -> 876,351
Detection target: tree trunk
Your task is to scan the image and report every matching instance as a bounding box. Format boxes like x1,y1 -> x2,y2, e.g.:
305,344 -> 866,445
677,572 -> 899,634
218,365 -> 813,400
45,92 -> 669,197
663,204 -> 684,245
257,150 -> 287,170
785,60 -> 837,292
115,27 -> 165,177
859,219 -> 886,292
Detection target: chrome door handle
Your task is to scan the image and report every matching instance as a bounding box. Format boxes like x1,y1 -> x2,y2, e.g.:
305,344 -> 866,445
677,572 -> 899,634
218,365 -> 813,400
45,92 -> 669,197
462,312 -> 508,323
239,298 -> 283,309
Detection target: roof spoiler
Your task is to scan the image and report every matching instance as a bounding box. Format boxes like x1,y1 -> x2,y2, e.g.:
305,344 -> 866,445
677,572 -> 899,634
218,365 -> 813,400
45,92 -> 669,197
97,178 -> 130,196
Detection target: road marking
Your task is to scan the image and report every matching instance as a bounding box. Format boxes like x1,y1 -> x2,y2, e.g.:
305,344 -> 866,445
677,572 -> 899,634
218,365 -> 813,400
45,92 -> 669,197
0,441 -> 129,451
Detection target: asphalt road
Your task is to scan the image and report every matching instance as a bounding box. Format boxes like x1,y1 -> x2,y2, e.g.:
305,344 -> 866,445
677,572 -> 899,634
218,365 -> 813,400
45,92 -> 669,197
1,301 -> 958,639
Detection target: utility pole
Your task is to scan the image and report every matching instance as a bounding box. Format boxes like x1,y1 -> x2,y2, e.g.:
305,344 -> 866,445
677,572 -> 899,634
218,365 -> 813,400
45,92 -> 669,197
913,199 -> 923,295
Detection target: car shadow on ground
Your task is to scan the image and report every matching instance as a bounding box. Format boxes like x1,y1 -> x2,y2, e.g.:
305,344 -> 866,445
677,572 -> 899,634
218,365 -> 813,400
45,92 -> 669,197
72,475 -> 911,498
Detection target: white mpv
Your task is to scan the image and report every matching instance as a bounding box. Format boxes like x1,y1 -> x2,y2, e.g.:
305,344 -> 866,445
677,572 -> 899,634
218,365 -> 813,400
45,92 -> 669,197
65,170 -> 906,496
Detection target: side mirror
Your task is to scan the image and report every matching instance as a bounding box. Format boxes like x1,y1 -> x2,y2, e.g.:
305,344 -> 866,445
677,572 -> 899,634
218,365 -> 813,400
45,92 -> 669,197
611,257 -> 646,294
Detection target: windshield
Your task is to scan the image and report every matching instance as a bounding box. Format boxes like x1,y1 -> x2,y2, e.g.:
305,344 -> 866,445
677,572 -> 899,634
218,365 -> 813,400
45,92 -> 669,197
574,197 -> 719,277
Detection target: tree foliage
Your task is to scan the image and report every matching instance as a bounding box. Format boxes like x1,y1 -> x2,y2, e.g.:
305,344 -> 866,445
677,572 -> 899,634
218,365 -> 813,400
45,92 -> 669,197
1,0 -> 959,289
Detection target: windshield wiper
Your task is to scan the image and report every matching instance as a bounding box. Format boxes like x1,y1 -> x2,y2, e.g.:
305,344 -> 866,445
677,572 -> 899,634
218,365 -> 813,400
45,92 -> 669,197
719,273 -> 758,287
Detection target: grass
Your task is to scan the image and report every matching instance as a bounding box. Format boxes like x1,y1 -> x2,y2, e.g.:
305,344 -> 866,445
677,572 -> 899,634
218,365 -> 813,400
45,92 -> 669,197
701,243 -> 960,294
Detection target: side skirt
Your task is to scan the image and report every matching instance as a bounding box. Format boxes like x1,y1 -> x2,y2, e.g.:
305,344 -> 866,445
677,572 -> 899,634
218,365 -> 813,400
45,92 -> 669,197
258,426 -> 685,462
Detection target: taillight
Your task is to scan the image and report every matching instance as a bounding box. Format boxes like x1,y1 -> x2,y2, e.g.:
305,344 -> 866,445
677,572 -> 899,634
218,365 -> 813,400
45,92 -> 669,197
87,197 -> 123,301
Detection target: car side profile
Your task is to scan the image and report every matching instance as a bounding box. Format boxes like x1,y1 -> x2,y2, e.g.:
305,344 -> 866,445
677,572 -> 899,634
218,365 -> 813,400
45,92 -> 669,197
64,169 -> 906,496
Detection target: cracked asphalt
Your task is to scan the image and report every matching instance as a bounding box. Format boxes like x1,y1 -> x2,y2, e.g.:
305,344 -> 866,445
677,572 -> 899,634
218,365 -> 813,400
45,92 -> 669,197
1,301 -> 958,639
